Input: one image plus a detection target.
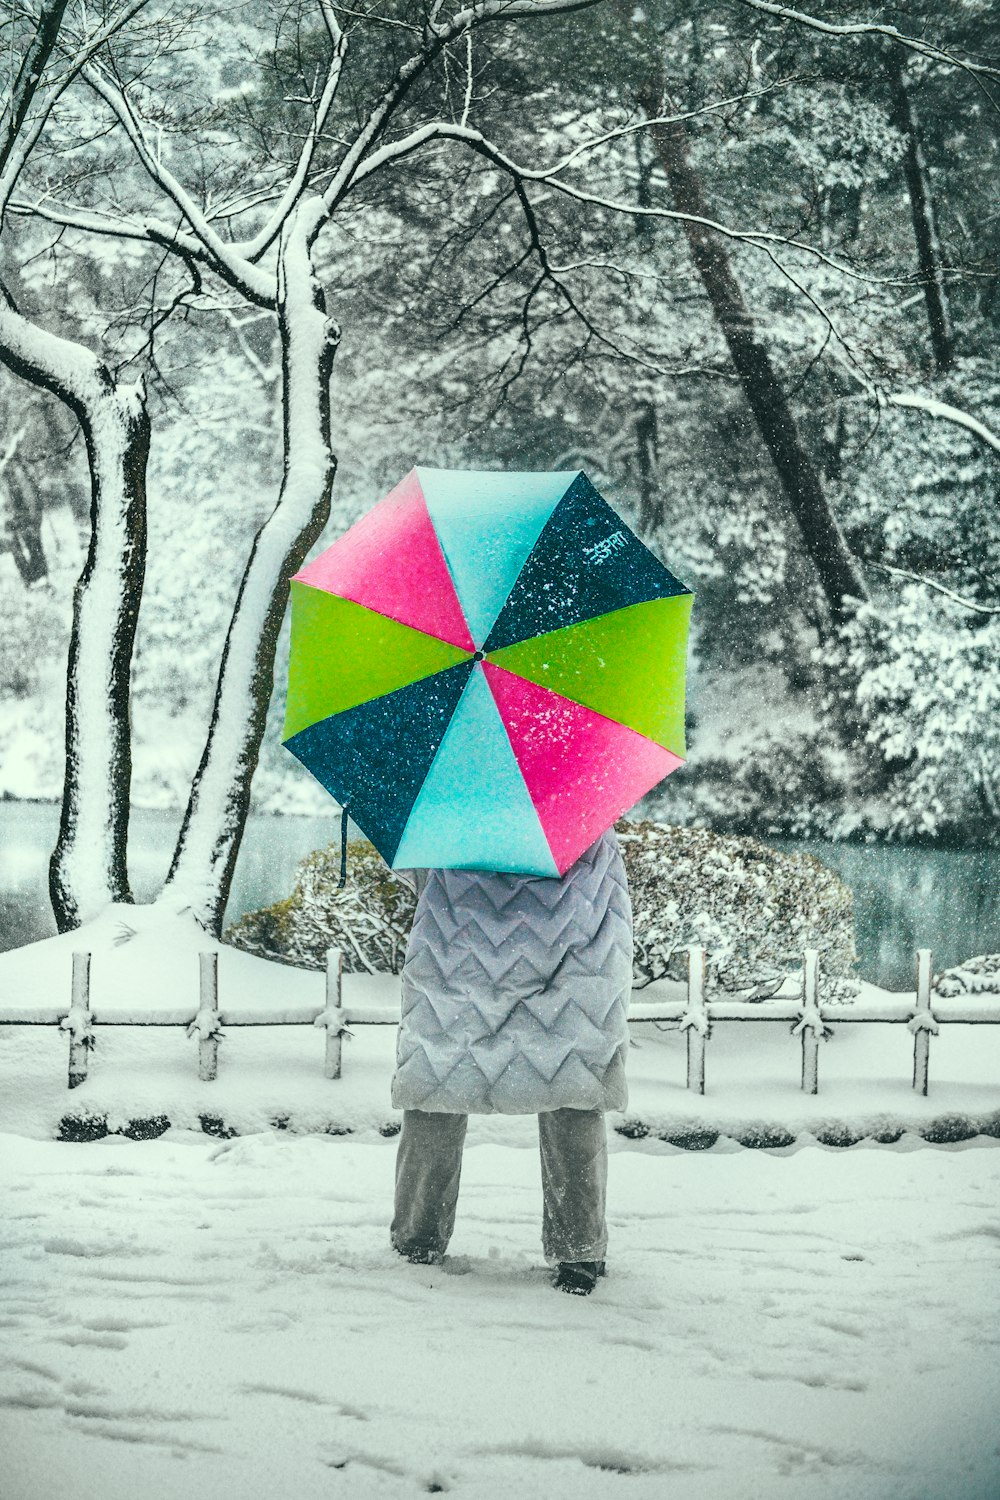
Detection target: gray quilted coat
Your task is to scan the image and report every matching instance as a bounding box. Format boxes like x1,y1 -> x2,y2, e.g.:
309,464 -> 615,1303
391,829 -> 633,1115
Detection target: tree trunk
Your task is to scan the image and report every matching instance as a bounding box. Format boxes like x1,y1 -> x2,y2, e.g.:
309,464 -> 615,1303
0,282 -> 147,930
641,93 -> 869,622
160,201 -> 338,934
5,463 -> 48,584
883,46 -> 954,373
633,391 -> 660,534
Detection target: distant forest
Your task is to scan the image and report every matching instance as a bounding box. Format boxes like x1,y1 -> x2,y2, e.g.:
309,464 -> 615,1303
1,1 -> 998,931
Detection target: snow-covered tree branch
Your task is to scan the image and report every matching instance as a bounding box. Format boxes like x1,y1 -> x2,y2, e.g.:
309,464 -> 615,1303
734,0 -> 1000,85
4,0 -> 645,932
0,0 -> 152,217
160,199 -> 339,926
887,394 -> 1000,458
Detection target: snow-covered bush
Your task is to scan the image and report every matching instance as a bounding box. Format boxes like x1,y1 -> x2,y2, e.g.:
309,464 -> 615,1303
227,820 -> 858,997
935,954 -> 1000,998
225,841 -> 415,973
823,593 -> 1000,844
821,365 -> 1000,845
618,819 -> 857,997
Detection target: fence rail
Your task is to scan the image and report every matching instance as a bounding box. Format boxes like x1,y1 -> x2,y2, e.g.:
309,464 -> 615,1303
3,945 -> 998,1096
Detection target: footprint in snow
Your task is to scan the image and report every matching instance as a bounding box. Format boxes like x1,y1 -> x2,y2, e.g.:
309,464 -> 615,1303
240,1382 -> 370,1420
51,1330 -> 130,1351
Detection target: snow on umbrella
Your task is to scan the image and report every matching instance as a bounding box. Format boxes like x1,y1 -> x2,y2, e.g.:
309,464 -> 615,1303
282,468 -> 693,876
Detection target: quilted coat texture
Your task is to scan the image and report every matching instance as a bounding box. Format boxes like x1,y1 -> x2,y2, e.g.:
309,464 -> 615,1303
391,829 -> 633,1114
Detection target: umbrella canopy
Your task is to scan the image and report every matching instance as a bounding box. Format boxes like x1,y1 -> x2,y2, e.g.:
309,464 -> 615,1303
283,468 -> 693,876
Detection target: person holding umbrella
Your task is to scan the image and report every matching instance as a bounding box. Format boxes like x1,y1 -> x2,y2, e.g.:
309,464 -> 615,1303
283,467 -> 692,1294
390,828 -> 632,1295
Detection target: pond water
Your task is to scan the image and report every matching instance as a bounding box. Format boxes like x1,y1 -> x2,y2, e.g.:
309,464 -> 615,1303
1,801 -> 997,989
770,838 -> 999,990
0,802 -> 338,956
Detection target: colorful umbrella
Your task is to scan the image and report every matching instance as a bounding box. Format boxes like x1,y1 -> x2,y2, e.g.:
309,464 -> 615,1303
283,468 -> 693,876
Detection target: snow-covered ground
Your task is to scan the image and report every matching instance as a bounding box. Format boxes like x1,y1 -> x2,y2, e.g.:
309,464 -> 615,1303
2,1129 -> 999,1500
2,908 -> 999,1498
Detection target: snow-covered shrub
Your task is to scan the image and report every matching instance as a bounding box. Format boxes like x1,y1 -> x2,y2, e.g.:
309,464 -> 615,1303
934,954 -> 1000,998
821,364 -> 1000,845
617,819 -> 857,998
227,820 -> 857,997
225,840 -> 415,973
822,593 -> 1000,844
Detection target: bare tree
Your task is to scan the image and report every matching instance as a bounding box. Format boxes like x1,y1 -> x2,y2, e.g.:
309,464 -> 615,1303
48,1 -> 824,932
733,0 -> 1000,83
10,0 -> 978,934
0,0 -> 152,929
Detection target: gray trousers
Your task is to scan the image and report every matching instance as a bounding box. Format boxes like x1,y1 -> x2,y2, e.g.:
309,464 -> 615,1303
391,1107 -> 608,1264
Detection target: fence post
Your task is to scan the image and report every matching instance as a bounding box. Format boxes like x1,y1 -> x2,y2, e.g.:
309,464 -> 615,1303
681,945 -> 708,1094
186,952 -> 221,1081
909,948 -> 937,1095
320,947 -> 345,1080
61,951 -> 93,1089
796,948 -> 822,1095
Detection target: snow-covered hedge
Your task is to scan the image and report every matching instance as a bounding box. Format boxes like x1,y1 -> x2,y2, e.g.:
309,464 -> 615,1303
226,820 -> 857,995
934,954 -> 1000,998
225,840 -> 415,974
619,820 -> 856,997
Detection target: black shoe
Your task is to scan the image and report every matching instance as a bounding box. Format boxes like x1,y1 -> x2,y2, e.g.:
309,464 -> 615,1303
553,1260 -> 605,1295
393,1242 -> 443,1266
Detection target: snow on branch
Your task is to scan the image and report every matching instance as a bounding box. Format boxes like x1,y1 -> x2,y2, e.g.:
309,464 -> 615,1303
344,119 -> 906,292
159,199 -> 337,930
455,81 -> 801,188
735,0 -> 1000,84
319,0 -> 601,215
82,63 -> 275,306
0,275 -> 106,407
10,193 -> 172,243
35,0 -> 151,77
235,0 -> 348,263
1,0 -> 151,215
444,0 -> 605,28
30,0 -> 598,291
887,393 -> 1000,457
865,559 -> 1000,617
0,0 -> 70,186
